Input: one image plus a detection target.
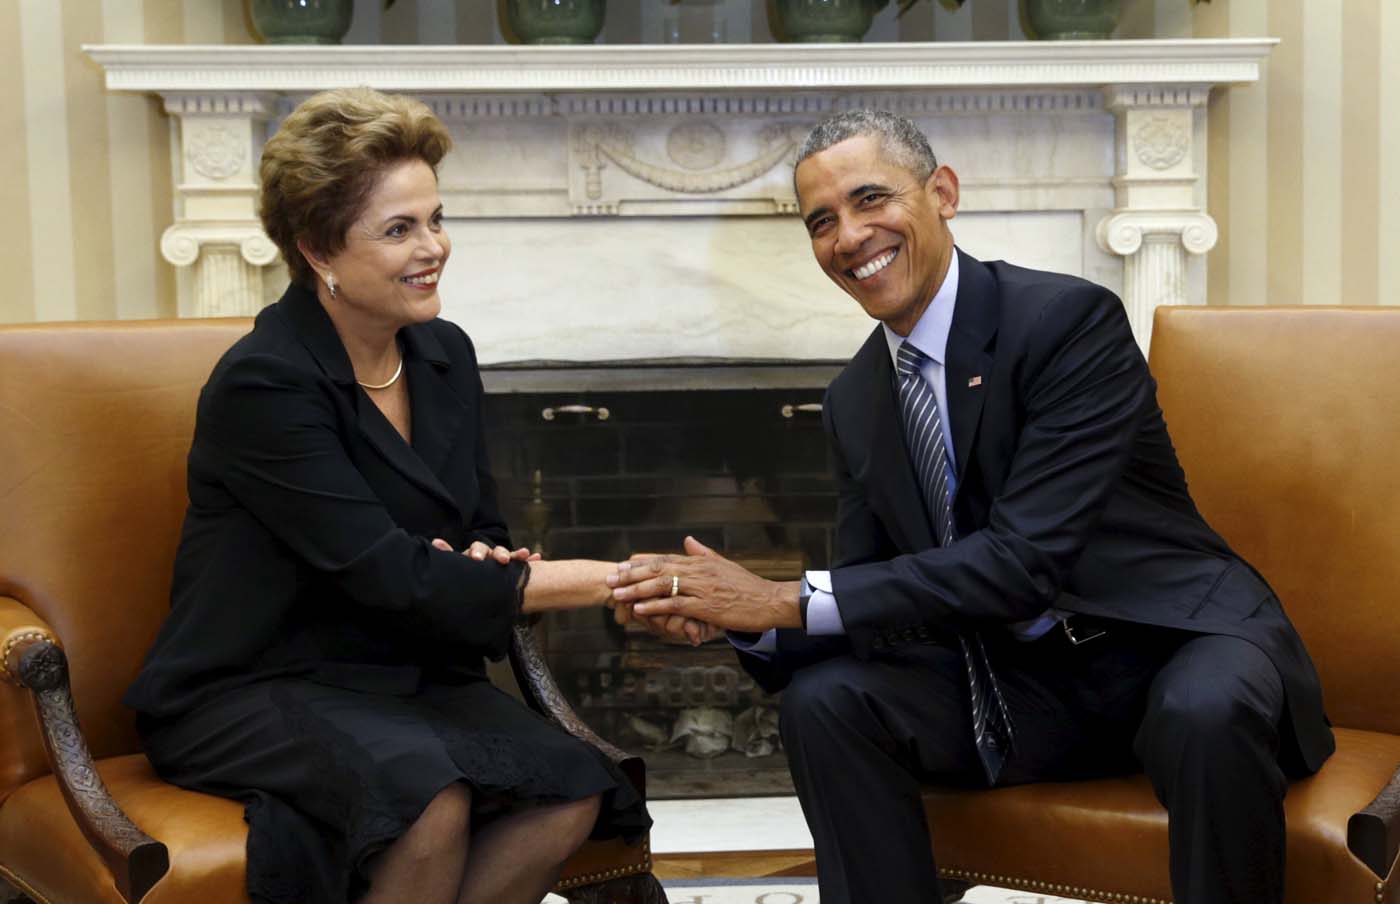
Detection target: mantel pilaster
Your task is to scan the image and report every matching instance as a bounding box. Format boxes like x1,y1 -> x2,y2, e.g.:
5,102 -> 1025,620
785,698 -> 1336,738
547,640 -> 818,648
1093,82 -> 1218,352
158,91 -> 280,316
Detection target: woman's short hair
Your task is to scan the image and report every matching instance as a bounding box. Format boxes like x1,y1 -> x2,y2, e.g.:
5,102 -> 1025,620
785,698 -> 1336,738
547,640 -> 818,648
259,87 -> 452,288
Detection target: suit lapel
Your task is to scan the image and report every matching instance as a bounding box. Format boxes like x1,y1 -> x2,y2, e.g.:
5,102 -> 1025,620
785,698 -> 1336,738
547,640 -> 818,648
849,330 -> 934,552
278,285 -> 462,515
944,249 -> 999,502
351,378 -> 461,516
402,324 -> 466,479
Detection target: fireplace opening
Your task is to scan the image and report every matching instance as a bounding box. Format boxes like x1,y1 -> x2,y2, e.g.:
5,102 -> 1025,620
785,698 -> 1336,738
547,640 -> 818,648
483,376 -> 839,798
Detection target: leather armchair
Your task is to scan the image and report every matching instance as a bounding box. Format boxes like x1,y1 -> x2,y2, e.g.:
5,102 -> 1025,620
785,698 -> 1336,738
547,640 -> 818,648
927,307 -> 1400,904
0,320 -> 665,904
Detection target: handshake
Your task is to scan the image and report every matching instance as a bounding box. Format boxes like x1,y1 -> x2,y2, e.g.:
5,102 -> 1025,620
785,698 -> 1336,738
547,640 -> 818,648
430,533 -> 803,644
604,536 -> 805,646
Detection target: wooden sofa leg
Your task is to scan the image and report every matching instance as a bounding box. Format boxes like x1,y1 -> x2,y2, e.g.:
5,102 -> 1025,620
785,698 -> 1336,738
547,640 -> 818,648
942,876 -> 974,903
562,871 -> 669,904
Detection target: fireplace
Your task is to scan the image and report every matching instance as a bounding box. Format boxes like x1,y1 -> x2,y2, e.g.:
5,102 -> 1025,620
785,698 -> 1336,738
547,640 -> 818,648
482,365 -> 840,797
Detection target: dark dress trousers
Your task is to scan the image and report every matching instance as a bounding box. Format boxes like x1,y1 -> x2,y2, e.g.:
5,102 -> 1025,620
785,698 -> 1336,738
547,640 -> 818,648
740,251 -> 1334,904
124,284 -> 648,904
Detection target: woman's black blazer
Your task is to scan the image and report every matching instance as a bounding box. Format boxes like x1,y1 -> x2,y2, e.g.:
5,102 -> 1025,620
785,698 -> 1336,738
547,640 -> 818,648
125,283 -> 524,720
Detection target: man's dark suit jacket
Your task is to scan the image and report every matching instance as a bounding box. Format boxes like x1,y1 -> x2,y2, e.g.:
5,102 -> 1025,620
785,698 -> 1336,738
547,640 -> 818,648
742,250 -> 1334,774
125,283 -> 524,720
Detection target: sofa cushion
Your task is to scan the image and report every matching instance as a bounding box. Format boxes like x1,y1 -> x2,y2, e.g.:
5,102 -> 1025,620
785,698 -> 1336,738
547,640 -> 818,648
0,754 -> 245,904
923,726 -> 1400,903
0,752 -> 649,904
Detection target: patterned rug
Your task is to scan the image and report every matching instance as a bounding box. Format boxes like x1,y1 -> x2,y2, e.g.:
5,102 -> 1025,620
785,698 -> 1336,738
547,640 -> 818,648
548,882 -> 1099,903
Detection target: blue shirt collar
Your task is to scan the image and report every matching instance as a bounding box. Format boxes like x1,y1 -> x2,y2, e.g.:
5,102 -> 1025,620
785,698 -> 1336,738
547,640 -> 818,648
882,248 -> 959,369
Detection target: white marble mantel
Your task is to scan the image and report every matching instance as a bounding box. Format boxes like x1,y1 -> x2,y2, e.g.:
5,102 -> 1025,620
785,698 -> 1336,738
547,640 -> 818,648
85,40 -> 1274,359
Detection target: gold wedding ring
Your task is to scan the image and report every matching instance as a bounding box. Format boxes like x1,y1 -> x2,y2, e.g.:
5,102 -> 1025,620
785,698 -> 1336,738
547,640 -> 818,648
671,575 -> 680,597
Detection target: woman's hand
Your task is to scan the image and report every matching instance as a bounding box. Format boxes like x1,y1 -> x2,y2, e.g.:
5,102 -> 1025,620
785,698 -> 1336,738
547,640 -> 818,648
430,538 -> 540,563
611,600 -> 721,646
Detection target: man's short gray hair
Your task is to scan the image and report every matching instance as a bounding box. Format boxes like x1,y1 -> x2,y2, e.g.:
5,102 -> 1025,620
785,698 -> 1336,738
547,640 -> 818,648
794,110 -> 939,187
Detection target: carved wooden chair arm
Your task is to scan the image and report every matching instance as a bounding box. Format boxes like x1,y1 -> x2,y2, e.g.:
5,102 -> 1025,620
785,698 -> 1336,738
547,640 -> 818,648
0,596 -> 60,686
1348,763 -> 1400,878
508,619 -> 637,771
2,599 -> 168,904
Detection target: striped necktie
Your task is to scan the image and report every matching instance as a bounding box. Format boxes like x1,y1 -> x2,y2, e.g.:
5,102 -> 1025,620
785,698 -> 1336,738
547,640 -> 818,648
895,340 -> 1016,784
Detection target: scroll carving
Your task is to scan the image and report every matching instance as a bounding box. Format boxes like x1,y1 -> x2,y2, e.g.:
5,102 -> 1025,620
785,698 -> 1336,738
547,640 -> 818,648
1096,211 -> 1217,258
160,224 -> 281,268
574,122 -> 806,200
160,228 -> 202,268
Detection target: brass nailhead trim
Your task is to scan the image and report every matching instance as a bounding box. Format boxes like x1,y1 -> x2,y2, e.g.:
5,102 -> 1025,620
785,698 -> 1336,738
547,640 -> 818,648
553,837 -> 652,890
939,866 -> 1171,904
0,630 -> 54,687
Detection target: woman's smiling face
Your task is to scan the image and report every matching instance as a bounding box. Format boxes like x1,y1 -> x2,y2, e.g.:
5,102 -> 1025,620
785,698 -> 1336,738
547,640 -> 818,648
319,157 -> 451,331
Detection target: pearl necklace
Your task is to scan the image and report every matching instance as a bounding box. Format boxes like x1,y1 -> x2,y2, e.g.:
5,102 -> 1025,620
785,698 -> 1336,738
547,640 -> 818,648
356,356 -> 403,391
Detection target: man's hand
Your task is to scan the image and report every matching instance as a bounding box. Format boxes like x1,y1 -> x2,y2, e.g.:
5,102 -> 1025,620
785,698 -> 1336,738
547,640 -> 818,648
608,536 -> 802,634
609,548 -> 722,645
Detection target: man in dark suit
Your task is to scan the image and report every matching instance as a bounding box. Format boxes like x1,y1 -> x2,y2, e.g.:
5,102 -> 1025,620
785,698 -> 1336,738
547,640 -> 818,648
609,110 -> 1333,904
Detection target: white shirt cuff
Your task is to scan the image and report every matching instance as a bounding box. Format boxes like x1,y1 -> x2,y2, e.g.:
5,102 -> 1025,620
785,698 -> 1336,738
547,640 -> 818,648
803,570 -> 846,636
728,629 -> 778,655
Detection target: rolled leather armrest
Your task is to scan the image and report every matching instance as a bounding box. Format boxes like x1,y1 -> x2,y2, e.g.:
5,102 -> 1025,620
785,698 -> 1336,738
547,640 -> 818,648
1348,764 -> 1400,878
0,595 -> 169,904
508,620 -> 645,794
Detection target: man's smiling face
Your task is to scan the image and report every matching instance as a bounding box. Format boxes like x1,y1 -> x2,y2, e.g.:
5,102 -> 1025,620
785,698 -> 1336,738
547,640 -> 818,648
795,134 -> 959,336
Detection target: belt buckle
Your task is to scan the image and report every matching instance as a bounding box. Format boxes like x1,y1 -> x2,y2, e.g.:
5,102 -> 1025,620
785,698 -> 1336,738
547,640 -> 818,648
1062,617 -> 1107,646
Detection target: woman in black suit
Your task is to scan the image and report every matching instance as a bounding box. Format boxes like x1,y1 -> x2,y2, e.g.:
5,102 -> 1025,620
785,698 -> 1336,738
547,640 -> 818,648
124,87 -> 648,904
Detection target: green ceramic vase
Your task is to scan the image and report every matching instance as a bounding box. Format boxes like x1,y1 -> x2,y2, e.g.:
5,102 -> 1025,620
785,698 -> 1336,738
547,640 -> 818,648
1022,0 -> 1122,40
505,0 -> 607,45
248,0 -> 353,45
771,0 -> 879,43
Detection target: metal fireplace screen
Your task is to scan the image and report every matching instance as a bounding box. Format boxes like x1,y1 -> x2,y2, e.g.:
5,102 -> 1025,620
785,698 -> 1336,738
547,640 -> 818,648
484,387 -> 837,798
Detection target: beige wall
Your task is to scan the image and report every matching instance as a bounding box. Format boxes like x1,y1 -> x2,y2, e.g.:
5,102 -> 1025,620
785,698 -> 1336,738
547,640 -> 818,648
2,0 -> 1395,325
1196,0 -> 1398,308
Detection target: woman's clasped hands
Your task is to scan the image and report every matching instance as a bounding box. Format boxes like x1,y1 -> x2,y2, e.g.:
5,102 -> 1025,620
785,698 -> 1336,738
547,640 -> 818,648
430,537 -> 538,563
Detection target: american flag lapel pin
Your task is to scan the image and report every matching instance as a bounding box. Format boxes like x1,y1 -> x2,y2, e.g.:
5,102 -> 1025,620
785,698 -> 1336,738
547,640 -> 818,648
967,375 -> 983,388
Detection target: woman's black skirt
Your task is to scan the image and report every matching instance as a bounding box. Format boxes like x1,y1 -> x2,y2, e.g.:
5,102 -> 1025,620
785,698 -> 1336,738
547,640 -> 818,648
141,676 -> 650,904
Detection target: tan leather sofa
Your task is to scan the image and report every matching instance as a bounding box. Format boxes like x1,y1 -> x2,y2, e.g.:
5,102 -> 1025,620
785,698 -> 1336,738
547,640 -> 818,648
0,320 -> 665,904
924,307 -> 1400,903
